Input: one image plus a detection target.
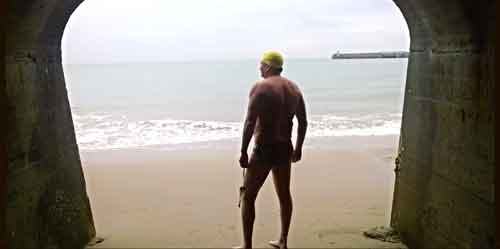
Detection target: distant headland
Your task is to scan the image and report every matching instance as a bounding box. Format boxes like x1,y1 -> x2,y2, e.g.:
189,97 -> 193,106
331,51 -> 409,59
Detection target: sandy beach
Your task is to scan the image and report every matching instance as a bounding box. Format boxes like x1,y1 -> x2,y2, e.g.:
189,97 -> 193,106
83,135 -> 406,248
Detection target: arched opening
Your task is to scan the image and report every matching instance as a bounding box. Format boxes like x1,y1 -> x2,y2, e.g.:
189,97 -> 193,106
5,0 -> 494,248
61,0 -> 409,247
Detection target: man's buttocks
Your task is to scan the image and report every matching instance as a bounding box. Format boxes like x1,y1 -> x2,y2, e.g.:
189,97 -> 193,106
250,139 -> 293,166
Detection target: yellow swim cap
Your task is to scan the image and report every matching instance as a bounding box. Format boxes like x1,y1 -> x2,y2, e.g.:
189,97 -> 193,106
261,51 -> 284,69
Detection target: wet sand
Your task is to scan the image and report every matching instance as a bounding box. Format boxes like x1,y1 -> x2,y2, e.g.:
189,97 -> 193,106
83,135 -> 407,248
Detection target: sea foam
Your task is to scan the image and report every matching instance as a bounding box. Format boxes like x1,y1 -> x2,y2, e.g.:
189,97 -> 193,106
73,112 -> 401,151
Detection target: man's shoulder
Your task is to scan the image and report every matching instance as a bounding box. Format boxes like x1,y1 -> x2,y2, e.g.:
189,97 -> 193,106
256,78 -> 272,85
272,76 -> 298,88
249,81 -> 269,97
258,76 -> 289,86
253,80 -> 273,90
279,77 -> 301,94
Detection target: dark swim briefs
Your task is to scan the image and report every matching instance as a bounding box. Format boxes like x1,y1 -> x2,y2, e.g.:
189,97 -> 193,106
251,140 -> 294,166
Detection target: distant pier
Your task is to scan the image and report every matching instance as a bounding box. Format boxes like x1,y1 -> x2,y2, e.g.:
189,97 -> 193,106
331,51 -> 409,59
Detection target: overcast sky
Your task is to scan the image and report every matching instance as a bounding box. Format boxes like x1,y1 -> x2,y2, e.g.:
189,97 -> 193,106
61,0 -> 409,64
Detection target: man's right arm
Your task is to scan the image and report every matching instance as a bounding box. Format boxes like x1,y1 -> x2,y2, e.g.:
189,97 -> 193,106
239,84 -> 263,168
293,94 -> 308,162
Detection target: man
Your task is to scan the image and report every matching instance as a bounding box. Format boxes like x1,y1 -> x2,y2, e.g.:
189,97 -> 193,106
235,51 -> 308,249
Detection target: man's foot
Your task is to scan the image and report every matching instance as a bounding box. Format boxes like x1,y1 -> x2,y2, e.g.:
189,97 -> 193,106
269,240 -> 287,249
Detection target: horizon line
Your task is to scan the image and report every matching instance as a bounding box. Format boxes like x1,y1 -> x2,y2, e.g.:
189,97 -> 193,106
63,52 -> 409,65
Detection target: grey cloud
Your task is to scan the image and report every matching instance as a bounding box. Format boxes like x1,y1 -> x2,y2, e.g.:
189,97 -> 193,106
62,0 -> 409,64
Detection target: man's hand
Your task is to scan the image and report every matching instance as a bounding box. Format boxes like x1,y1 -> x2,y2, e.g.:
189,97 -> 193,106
291,149 -> 302,163
239,152 -> 249,168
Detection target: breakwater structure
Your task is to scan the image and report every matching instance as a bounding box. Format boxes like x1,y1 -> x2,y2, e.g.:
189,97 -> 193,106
331,51 -> 409,59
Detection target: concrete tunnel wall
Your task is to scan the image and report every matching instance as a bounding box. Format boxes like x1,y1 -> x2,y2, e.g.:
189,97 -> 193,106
391,0 -> 495,248
4,0 -> 495,248
6,1 -> 96,248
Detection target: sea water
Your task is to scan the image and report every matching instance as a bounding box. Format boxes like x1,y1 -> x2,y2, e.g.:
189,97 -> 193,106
63,58 -> 407,151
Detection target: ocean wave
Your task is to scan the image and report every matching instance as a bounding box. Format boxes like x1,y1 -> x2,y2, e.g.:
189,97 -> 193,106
73,112 -> 401,151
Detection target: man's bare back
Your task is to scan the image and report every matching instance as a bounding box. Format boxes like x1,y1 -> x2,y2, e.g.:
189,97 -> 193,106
241,73 -> 307,166
250,76 -> 303,145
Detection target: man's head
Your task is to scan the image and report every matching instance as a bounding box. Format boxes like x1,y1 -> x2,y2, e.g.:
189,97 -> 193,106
260,51 -> 284,78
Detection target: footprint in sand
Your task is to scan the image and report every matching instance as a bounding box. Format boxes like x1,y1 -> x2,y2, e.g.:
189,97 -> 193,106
317,227 -> 361,240
316,233 -> 337,247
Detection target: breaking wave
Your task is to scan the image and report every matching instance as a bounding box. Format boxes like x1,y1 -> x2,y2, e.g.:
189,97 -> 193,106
73,112 -> 401,151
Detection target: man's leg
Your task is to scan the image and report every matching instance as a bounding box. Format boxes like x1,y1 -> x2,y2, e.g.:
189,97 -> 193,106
235,162 -> 271,249
269,163 -> 292,249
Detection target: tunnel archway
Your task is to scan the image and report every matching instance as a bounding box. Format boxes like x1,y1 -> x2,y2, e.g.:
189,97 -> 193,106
5,0 -> 495,248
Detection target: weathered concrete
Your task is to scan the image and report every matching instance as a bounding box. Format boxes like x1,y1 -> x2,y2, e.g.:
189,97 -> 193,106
4,0 -> 495,248
6,1 -> 95,248
391,0 -> 495,248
